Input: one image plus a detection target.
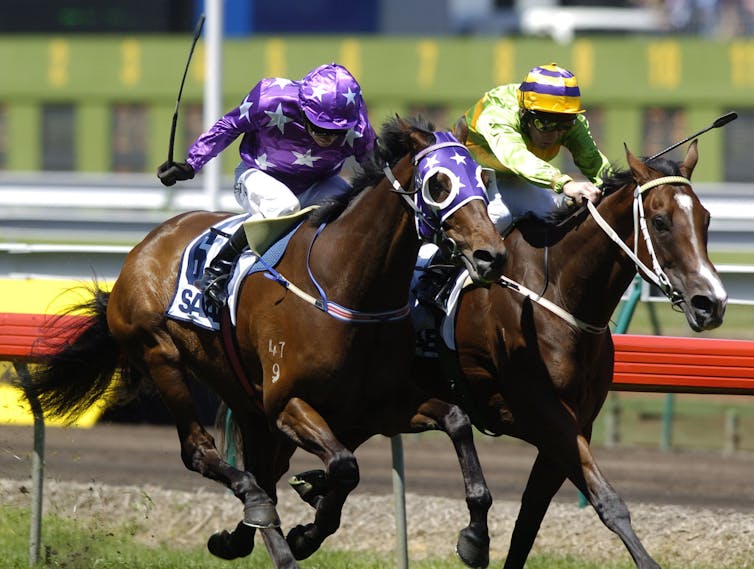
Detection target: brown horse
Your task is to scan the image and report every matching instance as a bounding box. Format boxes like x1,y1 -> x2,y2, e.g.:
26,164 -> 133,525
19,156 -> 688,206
409,140 -> 726,569
26,116 -> 507,568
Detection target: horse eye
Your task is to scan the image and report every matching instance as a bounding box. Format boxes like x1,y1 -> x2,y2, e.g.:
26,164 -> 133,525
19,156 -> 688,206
427,174 -> 451,203
652,214 -> 670,232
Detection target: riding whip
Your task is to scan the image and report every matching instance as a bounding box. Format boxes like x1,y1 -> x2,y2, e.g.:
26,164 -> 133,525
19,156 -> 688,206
167,14 -> 206,164
648,111 -> 737,161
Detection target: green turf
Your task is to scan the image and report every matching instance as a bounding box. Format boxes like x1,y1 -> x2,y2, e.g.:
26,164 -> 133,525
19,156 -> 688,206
2,505 -> 749,569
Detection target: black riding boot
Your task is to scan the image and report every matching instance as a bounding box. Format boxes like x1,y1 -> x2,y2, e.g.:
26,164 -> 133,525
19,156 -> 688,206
194,226 -> 248,307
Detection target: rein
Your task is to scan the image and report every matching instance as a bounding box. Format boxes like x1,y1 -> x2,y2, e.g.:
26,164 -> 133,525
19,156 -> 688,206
257,223 -> 412,323
496,175 -> 691,334
251,139 -> 470,324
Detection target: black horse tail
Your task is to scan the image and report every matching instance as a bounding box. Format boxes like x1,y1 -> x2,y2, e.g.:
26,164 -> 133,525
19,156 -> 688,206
23,285 -> 139,423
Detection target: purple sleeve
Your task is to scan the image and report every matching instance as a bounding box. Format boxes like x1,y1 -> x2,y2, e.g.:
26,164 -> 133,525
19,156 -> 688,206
186,84 -> 259,172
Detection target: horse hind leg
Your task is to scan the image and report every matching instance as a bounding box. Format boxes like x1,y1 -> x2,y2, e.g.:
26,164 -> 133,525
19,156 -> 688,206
410,399 -> 492,569
143,354 -> 295,565
276,397 -> 360,560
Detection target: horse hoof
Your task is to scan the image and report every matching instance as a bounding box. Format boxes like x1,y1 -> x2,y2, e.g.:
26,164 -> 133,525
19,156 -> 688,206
244,500 -> 281,528
287,524 -> 321,560
207,522 -> 255,560
456,527 -> 490,569
289,469 -> 329,508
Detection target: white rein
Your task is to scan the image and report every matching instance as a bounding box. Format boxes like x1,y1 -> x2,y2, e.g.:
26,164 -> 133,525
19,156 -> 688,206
499,175 -> 692,334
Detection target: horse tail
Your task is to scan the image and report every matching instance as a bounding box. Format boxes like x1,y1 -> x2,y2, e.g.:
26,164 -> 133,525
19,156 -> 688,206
26,285 -> 138,423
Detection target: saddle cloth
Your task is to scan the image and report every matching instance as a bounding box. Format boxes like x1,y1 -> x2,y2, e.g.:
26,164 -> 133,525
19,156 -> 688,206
410,243 -> 471,356
166,211 -> 310,331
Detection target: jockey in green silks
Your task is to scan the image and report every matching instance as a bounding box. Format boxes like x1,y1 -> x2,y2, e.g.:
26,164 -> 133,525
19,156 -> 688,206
459,63 -> 612,233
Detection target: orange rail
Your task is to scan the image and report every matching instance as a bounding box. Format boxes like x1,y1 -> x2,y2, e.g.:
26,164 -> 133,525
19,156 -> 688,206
0,312 -> 90,362
2,315 -> 754,396
613,334 -> 754,395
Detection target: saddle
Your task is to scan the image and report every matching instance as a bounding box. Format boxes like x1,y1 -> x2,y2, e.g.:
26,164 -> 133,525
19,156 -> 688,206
243,205 -> 318,255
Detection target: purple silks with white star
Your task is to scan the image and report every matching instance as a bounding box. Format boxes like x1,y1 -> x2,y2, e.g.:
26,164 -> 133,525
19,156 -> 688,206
186,66 -> 375,195
413,132 -> 490,241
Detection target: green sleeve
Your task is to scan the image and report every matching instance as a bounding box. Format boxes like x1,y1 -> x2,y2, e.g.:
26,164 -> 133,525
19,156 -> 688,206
475,105 -> 567,190
562,116 -> 612,185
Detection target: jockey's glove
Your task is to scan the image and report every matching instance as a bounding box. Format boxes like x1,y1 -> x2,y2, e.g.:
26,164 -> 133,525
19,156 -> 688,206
157,161 -> 195,187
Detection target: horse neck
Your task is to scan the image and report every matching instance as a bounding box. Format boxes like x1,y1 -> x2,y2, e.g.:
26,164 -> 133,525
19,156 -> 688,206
549,185 -> 641,327
316,156 -> 418,309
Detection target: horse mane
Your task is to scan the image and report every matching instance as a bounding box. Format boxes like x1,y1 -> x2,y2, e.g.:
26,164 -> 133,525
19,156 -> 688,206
600,154 -> 682,197
307,114 -> 436,226
513,154 -> 682,247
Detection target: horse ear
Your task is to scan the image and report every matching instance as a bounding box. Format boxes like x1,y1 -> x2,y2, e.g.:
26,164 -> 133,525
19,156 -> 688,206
679,139 -> 698,179
409,129 -> 434,156
624,142 -> 653,184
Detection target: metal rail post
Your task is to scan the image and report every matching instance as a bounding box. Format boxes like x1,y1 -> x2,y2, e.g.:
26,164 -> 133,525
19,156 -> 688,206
15,362 -> 44,567
390,435 -> 409,569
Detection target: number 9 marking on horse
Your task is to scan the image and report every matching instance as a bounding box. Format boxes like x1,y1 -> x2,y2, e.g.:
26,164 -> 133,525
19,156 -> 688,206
271,362 -> 281,383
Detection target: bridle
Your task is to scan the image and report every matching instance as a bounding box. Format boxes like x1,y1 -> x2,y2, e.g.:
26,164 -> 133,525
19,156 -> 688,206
498,174 -> 692,334
382,135 -> 488,249
587,175 -> 690,307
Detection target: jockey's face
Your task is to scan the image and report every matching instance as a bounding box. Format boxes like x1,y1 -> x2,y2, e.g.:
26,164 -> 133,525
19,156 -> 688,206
305,119 -> 346,148
527,123 -> 563,150
525,111 -> 575,150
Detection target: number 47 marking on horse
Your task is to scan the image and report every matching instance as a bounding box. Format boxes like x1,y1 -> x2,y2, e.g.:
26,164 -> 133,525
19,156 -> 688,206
268,340 -> 285,384
268,339 -> 286,358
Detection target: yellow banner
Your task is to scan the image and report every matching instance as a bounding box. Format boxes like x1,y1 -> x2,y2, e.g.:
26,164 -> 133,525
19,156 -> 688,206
0,278 -> 116,428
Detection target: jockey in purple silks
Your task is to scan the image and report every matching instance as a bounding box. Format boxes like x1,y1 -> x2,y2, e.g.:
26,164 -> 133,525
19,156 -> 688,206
157,63 -> 377,307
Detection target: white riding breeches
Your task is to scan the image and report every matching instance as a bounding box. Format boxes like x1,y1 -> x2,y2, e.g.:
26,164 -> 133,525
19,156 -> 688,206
234,165 -> 352,220
487,174 -> 573,234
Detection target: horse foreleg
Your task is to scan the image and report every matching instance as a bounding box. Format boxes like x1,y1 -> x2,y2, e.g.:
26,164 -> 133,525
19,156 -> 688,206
411,399 -> 491,569
571,435 -> 661,569
276,397 -> 359,560
503,452 -> 564,569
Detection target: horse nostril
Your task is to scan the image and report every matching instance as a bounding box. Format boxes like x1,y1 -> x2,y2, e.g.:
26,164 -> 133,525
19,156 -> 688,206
690,295 -> 713,316
473,249 -> 494,266
473,248 -> 507,277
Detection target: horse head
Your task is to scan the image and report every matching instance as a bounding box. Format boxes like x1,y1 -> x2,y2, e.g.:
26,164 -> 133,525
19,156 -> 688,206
396,117 -> 507,284
624,140 -> 727,331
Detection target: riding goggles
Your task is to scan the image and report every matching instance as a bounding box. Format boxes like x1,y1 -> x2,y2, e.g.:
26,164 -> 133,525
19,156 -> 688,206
305,117 -> 347,137
529,114 -> 576,133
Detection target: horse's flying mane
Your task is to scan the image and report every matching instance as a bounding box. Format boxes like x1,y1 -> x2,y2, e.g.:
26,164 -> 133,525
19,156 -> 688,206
308,114 -> 435,226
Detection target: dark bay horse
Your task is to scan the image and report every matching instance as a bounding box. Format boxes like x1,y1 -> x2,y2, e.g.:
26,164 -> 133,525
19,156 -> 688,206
411,141 -> 726,569
26,116 -> 507,568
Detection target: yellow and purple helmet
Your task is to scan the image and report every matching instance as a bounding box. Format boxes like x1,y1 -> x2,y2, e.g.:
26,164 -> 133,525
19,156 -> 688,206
517,63 -> 585,115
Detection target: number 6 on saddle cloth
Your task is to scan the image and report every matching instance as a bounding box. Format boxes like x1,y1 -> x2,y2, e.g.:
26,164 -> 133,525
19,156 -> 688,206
166,206 -> 318,331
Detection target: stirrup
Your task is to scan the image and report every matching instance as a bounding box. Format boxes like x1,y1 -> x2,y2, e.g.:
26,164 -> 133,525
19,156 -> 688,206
201,276 -> 230,307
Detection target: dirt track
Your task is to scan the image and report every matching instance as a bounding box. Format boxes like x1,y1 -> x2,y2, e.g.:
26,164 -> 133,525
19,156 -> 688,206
2,423 -> 753,510
2,423 -> 754,566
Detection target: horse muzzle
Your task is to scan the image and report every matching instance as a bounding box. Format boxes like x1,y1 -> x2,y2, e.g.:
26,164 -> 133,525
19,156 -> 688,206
681,292 -> 727,332
464,246 -> 508,285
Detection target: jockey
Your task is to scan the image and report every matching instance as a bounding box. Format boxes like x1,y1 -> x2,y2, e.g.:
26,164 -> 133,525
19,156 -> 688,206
157,62 -> 377,307
458,63 -> 611,234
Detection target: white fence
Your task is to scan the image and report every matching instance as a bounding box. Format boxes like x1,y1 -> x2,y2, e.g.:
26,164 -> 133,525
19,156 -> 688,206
1,173 -> 754,248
